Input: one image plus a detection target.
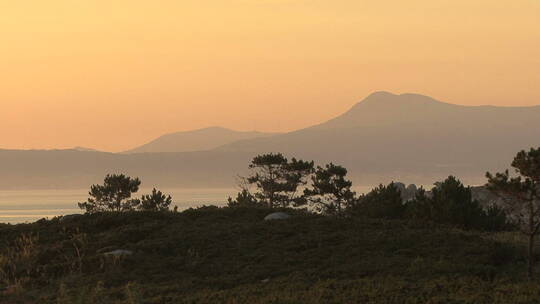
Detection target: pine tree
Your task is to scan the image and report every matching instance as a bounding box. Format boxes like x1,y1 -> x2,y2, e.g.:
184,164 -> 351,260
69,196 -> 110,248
139,188 -> 173,211
246,153 -> 314,208
78,174 -> 141,213
487,147 -> 540,279
351,183 -> 405,219
304,163 -> 356,216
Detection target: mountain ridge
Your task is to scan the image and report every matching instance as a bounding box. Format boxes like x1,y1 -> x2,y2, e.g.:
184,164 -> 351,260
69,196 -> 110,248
308,91 -> 540,131
123,126 -> 278,154
212,92 -> 540,187
1,91 -> 539,189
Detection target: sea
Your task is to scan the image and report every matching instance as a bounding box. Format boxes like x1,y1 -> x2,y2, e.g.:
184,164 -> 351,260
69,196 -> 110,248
0,186 -> 375,224
0,188 -> 235,224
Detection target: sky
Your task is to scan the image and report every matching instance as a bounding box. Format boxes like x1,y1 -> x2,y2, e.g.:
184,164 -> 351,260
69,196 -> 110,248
1,0 -> 539,152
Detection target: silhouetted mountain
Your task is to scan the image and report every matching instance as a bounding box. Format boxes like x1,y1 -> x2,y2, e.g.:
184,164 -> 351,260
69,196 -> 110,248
71,146 -> 102,152
1,92 -> 539,189
311,91 -> 540,130
215,91 -> 540,184
123,127 -> 277,153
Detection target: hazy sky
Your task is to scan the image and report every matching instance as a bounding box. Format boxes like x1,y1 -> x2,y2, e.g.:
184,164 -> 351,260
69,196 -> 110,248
1,0 -> 539,152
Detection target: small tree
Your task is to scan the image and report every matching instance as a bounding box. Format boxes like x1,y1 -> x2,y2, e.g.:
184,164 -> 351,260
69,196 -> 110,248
404,187 -> 431,220
429,176 -> 485,229
403,177 -> 508,231
486,147 -> 540,279
304,163 -> 356,216
246,153 -> 314,208
78,174 -> 141,213
139,188 -> 173,211
227,189 -> 262,208
350,183 -> 405,219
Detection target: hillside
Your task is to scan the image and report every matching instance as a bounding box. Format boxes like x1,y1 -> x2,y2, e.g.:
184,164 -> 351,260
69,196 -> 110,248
1,207 -> 537,303
124,127 -> 277,153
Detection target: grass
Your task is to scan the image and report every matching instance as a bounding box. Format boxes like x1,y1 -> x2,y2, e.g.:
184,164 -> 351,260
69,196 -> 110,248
0,206 -> 539,303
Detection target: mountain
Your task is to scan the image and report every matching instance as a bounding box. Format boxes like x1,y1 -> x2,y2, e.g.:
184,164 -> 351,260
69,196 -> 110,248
1,92 -> 539,190
123,127 -> 277,153
312,91 -> 539,130
215,91 -> 540,184
71,146 -> 102,152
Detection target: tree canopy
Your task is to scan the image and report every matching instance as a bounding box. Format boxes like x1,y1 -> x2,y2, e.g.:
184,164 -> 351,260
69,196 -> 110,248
246,153 -> 314,208
304,163 -> 356,216
350,183 -> 405,219
139,188 -> 173,212
78,174 -> 141,213
487,147 -> 540,278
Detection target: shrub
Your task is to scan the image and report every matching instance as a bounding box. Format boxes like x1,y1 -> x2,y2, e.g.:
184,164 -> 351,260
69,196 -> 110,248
405,176 -> 509,231
227,190 -> 264,208
139,188 -> 173,211
349,183 -> 405,219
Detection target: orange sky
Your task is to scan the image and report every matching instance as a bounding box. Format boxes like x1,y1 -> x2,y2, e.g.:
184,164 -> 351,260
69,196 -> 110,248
1,0 -> 539,152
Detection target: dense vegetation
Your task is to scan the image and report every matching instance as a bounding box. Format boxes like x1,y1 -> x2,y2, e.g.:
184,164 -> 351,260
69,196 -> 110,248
1,147 -> 539,303
231,153 -> 510,232
1,207 -> 540,303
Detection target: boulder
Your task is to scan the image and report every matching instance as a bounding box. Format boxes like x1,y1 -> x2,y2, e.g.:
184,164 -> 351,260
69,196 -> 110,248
402,184 -> 419,201
103,249 -> 134,256
406,184 -> 418,193
391,182 -> 419,202
393,182 -> 406,193
264,212 -> 291,221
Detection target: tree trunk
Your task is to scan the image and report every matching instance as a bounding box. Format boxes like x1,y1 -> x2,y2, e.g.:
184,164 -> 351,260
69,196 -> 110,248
528,233 -> 535,280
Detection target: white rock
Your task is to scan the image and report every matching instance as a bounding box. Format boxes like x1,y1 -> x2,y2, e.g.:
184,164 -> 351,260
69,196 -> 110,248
103,249 -> 133,256
264,212 -> 291,221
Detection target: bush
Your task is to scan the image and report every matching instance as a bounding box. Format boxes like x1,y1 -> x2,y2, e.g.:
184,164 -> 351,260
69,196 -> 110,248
139,188 -> 173,211
227,190 -> 264,208
348,183 -> 405,219
405,176 -> 510,231
480,204 -> 511,232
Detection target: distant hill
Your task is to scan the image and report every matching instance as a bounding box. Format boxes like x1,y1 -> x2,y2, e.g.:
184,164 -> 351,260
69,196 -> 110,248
123,127 -> 277,153
215,92 -> 540,184
71,146 -> 102,152
1,92 -> 539,189
311,91 -> 540,130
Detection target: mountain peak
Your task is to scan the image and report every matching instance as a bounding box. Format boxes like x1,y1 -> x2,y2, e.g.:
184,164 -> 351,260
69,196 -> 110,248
197,126 -> 230,132
308,92 -> 462,130
359,91 -> 443,107
364,91 -> 397,99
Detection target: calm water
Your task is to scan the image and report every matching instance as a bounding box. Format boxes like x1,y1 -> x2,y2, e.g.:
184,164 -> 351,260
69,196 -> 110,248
0,188 -> 235,224
0,186 -> 375,224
